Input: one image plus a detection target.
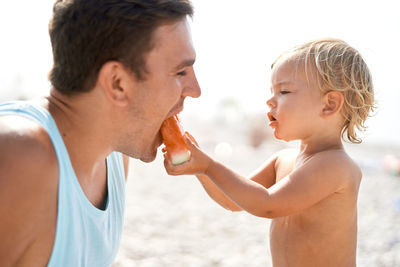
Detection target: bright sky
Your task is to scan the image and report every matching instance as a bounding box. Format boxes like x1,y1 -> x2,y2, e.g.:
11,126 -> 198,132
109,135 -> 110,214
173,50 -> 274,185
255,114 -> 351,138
0,0 -> 399,145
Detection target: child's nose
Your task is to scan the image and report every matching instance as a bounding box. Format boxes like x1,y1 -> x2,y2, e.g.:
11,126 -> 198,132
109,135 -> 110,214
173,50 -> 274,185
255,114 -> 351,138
266,97 -> 276,108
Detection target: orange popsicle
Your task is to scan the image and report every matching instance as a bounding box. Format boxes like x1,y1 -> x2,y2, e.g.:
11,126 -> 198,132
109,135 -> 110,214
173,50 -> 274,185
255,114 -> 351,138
160,114 -> 191,165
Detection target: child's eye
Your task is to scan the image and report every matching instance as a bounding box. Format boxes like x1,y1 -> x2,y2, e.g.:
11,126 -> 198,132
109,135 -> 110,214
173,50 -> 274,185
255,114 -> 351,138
280,90 -> 290,95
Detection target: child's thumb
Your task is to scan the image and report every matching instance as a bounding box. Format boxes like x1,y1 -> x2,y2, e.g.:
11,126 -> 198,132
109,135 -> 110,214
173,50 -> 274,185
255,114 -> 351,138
184,131 -> 199,147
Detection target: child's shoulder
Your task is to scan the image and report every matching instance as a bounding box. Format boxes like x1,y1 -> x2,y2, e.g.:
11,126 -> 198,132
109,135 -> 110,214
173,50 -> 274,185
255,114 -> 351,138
273,148 -> 298,177
307,149 -> 362,186
276,148 -> 361,186
274,147 -> 361,172
275,147 -> 298,159
314,149 -> 360,171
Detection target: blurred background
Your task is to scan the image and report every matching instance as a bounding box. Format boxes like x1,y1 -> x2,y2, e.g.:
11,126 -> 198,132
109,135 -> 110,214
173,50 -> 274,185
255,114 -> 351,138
1,0 -> 399,266
1,0 -> 399,145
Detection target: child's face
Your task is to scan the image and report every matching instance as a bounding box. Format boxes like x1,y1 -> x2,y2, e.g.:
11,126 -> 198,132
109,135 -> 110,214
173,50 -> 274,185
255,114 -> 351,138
267,59 -> 325,142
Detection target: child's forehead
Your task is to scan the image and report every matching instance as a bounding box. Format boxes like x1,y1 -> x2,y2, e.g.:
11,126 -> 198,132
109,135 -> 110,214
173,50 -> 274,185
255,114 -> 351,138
270,57 -> 321,91
271,58 -> 306,82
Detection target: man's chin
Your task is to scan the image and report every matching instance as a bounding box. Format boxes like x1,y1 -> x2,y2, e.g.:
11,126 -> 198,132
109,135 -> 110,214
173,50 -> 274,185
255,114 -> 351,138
125,135 -> 162,163
138,150 -> 158,163
139,156 -> 156,163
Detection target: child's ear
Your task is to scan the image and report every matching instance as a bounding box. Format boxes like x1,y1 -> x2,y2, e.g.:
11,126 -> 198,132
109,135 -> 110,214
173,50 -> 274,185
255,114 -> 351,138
97,61 -> 134,107
321,91 -> 344,117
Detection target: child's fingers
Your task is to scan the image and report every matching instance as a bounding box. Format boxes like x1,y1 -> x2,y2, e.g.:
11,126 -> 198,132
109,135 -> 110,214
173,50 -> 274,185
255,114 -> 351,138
162,154 -> 176,175
184,131 -> 199,147
163,155 -> 186,176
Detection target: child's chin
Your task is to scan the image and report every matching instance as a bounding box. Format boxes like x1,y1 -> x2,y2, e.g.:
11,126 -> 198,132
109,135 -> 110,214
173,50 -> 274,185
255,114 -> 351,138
274,132 -> 292,142
273,131 -> 283,140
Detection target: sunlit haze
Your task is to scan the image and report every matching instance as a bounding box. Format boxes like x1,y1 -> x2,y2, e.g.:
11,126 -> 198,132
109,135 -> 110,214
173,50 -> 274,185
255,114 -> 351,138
0,0 -> 399,145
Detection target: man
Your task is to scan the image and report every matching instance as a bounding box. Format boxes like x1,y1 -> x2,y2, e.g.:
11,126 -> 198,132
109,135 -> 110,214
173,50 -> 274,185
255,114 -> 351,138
0,0 -> 200,266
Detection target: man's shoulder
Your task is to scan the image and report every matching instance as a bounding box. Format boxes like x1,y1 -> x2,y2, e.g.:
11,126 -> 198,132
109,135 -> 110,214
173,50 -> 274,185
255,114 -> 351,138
0,114 -> 58,200
0,115 -> 59,265
0,115 -> 58,170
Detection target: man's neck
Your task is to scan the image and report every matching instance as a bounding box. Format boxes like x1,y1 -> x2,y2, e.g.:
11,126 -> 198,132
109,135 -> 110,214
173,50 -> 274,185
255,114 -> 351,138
44,89 -> 113,182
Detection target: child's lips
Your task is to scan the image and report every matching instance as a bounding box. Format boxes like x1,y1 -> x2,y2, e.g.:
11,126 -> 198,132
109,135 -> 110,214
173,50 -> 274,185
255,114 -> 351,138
267,112 -> 277,127
269,120 -> 278,127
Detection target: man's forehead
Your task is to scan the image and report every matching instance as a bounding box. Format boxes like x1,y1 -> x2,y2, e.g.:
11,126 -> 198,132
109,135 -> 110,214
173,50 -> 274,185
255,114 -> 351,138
147,19 -> 196,68
151,18 -> 192,48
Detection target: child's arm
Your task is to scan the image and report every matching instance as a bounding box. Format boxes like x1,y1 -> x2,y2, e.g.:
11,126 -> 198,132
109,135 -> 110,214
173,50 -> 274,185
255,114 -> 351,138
163,132 -> 243,211
195,173 -> 242,211
164,136 -> 356,218
195,152 -> 279,212
171,133 -> 278,212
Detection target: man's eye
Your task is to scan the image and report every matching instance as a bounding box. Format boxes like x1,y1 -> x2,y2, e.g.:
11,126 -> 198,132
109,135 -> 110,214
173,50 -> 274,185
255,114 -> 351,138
177,70 -> 187,76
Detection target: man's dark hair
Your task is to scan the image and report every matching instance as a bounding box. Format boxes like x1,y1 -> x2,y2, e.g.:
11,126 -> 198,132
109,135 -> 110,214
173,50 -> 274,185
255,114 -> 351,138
48,0 -> 193,95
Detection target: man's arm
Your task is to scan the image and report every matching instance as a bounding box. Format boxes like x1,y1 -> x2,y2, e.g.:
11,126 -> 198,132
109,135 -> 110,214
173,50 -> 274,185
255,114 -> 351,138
0,117 -> 58,266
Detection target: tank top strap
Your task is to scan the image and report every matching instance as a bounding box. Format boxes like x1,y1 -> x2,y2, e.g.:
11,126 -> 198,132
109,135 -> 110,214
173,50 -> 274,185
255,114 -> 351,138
0,100 -> 74,177
0,100 -> 126,266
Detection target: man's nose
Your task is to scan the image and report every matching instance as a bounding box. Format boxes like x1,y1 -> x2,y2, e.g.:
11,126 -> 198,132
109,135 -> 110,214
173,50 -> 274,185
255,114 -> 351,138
183,73 -> 201,98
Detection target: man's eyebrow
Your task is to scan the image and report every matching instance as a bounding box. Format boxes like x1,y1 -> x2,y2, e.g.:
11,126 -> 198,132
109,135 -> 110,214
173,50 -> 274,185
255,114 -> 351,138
175,58 -> 196,70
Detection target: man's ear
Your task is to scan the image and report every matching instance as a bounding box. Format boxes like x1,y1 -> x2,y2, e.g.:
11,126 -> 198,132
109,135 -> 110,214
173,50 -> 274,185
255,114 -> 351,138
321,91 -> 344,117
97,61 -> 134,107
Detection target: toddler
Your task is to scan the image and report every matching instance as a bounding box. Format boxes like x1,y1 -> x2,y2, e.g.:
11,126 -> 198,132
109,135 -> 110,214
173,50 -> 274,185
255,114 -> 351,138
164,38 -> 375,267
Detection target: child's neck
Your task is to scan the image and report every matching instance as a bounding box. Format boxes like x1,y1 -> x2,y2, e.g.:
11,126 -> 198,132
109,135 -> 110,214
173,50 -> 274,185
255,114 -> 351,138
298,135 -> 344,158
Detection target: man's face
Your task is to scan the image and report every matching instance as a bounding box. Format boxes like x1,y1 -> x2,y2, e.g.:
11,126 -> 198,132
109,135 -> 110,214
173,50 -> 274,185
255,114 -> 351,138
122,18 -> 201,162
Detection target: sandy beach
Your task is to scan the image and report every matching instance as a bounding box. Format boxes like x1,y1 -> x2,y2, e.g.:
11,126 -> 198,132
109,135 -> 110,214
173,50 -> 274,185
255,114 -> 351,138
113,117 -> 400,267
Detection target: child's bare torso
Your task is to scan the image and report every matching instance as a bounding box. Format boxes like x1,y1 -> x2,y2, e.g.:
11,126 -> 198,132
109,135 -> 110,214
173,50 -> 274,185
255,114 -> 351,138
269,150 -> 360,267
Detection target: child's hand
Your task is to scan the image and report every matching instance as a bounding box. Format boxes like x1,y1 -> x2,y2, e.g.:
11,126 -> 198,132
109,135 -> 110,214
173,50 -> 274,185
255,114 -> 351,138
163,132 -> 212,176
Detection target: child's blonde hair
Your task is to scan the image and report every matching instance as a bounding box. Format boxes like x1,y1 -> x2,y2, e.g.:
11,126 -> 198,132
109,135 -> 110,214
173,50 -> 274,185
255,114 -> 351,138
273,38 -> 375,143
